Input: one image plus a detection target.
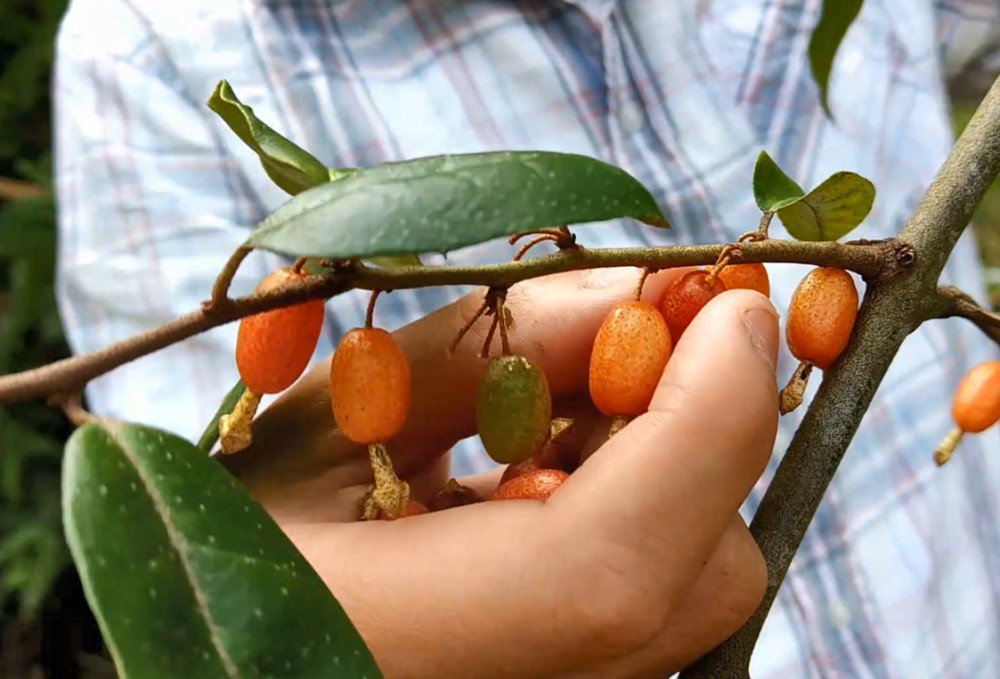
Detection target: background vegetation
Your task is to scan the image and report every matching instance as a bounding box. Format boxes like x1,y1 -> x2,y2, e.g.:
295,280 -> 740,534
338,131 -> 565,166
0,2 -> 997,676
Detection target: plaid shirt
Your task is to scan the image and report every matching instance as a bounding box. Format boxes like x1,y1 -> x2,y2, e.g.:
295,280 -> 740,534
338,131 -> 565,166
54,1 -> 1000,676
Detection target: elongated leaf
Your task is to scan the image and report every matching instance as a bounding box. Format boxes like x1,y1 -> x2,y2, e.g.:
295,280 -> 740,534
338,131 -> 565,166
208,80 -> 329,196
246,151 -> 669,259
809,0 -> 865,116
777,172 -> 875,241
752,151 -> 805,213
64,420 -> 382,679
196,380 -> 247,453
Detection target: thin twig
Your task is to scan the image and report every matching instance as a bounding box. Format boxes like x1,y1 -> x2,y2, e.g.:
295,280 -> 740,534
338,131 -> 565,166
208,246 -> 252,309
480,315 -> 499,359
292,257 -> 308,274
448,297 -> 490,354
635,268 -> 653,301
0,239 -> 906,405
496,295 -> 511,355
929,285 -> 1000,346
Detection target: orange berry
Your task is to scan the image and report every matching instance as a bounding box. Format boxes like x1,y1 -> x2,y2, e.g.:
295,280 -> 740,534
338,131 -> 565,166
235,268 -> 325,394
329,328 -> 411,445
786,268 -> 859,371
659,270 -> 727,340
718,263 -> 770,298
952,361 -> 1000,433
589,300 -> 672,417
490,469 -> 569,502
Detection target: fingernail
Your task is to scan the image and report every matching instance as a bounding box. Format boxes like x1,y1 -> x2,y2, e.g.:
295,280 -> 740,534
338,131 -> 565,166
580,267 -> 641,291
741,304 -> 779,374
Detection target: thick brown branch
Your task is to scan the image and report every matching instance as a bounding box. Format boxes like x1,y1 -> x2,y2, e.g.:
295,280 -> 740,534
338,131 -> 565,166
0,240 -> 901,405
929,285 -> 1000,345
680,73 -> 1000,678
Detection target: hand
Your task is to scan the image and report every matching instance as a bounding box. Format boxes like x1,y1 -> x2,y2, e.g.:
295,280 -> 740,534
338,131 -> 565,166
220,267 -> 780,678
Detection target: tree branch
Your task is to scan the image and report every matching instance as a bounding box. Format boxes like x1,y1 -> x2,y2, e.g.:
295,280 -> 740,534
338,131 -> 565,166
0,239 -> 904,405
680,73 -> 1000,678
929,285 -> 1000,345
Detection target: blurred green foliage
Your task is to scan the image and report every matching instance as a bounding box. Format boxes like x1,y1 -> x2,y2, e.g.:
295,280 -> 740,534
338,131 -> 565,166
0,0 -> 72,623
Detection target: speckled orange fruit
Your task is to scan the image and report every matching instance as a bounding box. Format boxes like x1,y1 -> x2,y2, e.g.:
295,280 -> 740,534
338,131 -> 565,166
490,469 -> 569,502
786,268 -> 859,371
718,263 -> 770,298
952,361 -> 1000,433
589,300 -> 672,417
329,328 -> 411,445
659,270 -> 727,340
235,268 -> 325,394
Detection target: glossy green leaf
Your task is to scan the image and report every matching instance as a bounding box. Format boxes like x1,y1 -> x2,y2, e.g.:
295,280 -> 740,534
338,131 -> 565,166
207,80 -> 329,196
246,151 -> 669,259
752,151 -> 805,213
64,420 -> 382,679
809,0 -> 865,117
777,172 -> 875,241
196,380 -> 247,453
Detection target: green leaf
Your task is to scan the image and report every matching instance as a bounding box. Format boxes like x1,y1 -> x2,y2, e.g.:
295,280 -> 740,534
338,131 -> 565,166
207,80 -> 330,196
64,420 -> 382,679
809,0 -> 865,117
776,172 -> 875,241
247,151 -> 668,259
752,151 -> 805,212
196,380 -> 247,453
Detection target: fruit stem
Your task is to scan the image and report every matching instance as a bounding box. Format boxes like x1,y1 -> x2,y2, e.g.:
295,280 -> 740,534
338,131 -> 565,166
218,388 -> 262,454
512,234 -> 560,262
496,296 -> 512,355
608,415 -> 629,437
706,243 -> 741,285
635,267 -> 653,301
778,361 -> 813,415
449,297 -> 490,354
934,427 -> 965,466
292,257 -> 309,275
361,443 -> 411,520
365,289 -> 385,329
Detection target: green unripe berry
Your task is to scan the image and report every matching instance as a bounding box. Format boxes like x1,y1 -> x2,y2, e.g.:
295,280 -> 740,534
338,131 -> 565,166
476,355 -> 552,465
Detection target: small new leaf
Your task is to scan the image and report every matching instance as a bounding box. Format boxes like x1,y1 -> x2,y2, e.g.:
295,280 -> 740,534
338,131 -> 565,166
809,0 -> 865,117
752,151 -> 805,212
64,420 -> 382,678
777,172 -> 875,241
247,151 -> 668,259
208,80 -> 329,195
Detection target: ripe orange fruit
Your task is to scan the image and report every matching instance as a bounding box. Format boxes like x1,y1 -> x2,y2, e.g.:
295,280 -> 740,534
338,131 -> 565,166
235,267 -> 325,394
329,328 -> 411,445
952,361 -> 1000,433
718,263 -> 770,298
659,270 -> 727,340
786,268 -> 859,371
477,355 -> 552,464
490,469 -> 569,502
589,300 -> 672,417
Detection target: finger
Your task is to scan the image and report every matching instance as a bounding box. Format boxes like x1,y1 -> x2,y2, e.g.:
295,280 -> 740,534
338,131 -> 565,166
548,289 -> 779,608
555,518 -> 766,679
230,267 -> 689,478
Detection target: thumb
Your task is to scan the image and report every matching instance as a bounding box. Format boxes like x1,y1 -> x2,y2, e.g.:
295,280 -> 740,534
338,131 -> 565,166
548,289 -> 779,602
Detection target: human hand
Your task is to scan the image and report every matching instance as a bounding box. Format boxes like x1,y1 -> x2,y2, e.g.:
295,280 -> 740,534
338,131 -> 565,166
221,266 -> 779,678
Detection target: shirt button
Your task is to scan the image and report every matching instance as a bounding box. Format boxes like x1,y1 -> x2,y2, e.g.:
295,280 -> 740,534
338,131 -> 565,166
618,101 -> 645,134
